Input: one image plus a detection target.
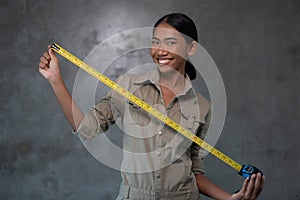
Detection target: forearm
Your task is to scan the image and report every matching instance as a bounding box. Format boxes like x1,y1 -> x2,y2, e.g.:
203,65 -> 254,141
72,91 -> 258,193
195,173 -> 231,200
50,79 -> 84,132
39,47 -> 84,131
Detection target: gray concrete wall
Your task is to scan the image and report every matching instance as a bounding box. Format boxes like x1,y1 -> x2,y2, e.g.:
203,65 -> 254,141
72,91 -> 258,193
1,0 -> 299,199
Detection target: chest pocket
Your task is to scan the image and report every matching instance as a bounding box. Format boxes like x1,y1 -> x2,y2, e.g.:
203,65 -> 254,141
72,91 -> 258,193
181,111 -> 205,135
125,100 -> 151,126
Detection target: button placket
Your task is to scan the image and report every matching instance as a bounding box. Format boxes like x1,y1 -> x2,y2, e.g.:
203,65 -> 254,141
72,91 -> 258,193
154,130 -> 163,199
154,169 -> 162,198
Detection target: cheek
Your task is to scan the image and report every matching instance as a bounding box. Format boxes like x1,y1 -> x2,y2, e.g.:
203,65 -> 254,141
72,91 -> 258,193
171,46 -> 188,58
150,48 -> 156,58
173,50 -> 188,60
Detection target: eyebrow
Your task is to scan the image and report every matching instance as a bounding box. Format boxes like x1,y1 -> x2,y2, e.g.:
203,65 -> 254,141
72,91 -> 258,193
152,36 -> 178,41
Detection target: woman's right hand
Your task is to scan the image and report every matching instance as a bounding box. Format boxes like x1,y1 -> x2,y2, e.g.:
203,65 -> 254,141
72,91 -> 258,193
39,45 -> 62,85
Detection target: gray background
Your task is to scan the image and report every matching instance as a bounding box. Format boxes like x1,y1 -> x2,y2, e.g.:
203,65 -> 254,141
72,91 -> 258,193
1,0 -> 299,199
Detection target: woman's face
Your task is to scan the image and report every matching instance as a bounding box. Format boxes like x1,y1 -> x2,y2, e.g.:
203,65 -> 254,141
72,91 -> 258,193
151,23 -> 196,75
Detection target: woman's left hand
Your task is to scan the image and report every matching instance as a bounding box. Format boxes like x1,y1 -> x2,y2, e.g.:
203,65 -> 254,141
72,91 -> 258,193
230,173 -> 265,200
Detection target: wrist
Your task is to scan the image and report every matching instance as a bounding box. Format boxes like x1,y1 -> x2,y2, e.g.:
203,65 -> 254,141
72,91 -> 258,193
49,76 -> 64,89
224,193 -> 233,200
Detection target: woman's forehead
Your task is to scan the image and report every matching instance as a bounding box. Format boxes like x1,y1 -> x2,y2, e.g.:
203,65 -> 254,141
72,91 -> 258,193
153,23 -> 184,40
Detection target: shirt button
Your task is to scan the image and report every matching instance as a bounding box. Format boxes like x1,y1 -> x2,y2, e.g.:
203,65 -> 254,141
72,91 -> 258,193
187,193 -> 190,199
156,173 -> 161,179
157,151 -> 161,157
158,131 -> 163,136
187,189 -> 191,199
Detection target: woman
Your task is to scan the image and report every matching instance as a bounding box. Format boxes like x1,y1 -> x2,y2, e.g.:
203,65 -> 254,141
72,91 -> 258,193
39,13 -> 264,200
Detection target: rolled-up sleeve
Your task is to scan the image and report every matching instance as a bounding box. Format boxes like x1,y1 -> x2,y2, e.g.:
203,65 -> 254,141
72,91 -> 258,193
190,109 -> 211,175
74,86 -> 124,140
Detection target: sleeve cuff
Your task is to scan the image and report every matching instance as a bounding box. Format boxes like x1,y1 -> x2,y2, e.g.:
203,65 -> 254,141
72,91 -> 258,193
71,113 -> 99,140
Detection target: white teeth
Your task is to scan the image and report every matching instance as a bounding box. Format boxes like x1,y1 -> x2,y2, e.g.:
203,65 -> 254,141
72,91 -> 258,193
158,59 -> 171,64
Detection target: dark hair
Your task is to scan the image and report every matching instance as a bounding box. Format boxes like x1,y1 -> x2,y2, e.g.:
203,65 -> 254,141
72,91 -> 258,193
154,13 -> 197,80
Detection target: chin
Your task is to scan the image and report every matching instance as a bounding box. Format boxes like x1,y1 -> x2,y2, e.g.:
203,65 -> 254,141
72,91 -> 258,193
157,64 -> 174,73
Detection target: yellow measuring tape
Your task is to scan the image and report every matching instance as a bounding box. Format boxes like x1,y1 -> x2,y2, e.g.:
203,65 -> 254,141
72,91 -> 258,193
51,42 -> 246,174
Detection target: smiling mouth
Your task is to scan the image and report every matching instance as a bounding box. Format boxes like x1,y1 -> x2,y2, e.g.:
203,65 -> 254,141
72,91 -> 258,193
157,58 -> 173,65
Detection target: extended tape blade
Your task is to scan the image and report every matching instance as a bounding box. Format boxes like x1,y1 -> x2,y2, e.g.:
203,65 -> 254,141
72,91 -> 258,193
50,42 -> 243,172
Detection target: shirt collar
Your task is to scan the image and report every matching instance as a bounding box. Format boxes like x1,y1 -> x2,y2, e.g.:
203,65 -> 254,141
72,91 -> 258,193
133,68 -> 160,85
133,68 -> 194,96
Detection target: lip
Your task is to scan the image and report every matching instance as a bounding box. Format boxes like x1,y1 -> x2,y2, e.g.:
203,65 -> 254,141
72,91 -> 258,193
157,58 -> 173,65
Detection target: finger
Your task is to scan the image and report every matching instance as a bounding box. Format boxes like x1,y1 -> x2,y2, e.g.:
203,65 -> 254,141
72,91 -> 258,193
40,56 -> 49,65
257,173 -> 265,194
39,62 -> 48,69
240,176 -> 250,195
39,66 -> 44,73
245,174 -> 256,199
43,52 -> 50,60
250,173 -> 261,199
235,176 -> 250,199
260,175 -> 265,191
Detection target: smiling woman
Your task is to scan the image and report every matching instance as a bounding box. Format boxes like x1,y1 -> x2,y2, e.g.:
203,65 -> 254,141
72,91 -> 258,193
38,13 -> 264,200
153,13 -> 199,80
151,23 -> 195,75
150,22 -> 198,107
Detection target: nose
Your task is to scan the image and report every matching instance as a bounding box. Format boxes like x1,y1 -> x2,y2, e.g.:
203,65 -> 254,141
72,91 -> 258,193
158,49 -> 168,56
155,46 -> 169,56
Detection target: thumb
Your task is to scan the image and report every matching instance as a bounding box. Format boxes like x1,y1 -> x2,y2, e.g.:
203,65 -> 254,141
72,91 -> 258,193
48,46 -> 57,60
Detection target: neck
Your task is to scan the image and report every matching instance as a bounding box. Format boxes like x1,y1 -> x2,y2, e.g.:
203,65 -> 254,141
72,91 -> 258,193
159,69 -> 186,94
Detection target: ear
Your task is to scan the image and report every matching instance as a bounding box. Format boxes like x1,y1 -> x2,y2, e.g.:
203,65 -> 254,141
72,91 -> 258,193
187,41 -> 198,56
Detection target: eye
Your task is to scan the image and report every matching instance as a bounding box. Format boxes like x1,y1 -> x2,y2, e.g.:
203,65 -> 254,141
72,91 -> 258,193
167,41 -> 176,46
152,39 -> 159,46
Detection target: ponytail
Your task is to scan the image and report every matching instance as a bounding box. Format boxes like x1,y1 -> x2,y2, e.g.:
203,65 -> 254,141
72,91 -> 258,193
185,59 -> 196,80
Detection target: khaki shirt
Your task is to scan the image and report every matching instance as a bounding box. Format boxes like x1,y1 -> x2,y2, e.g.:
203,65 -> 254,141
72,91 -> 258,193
76,69 -> 211,200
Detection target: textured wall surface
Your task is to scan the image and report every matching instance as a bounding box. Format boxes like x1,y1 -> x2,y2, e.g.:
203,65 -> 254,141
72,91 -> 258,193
1,0 -> 299,199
